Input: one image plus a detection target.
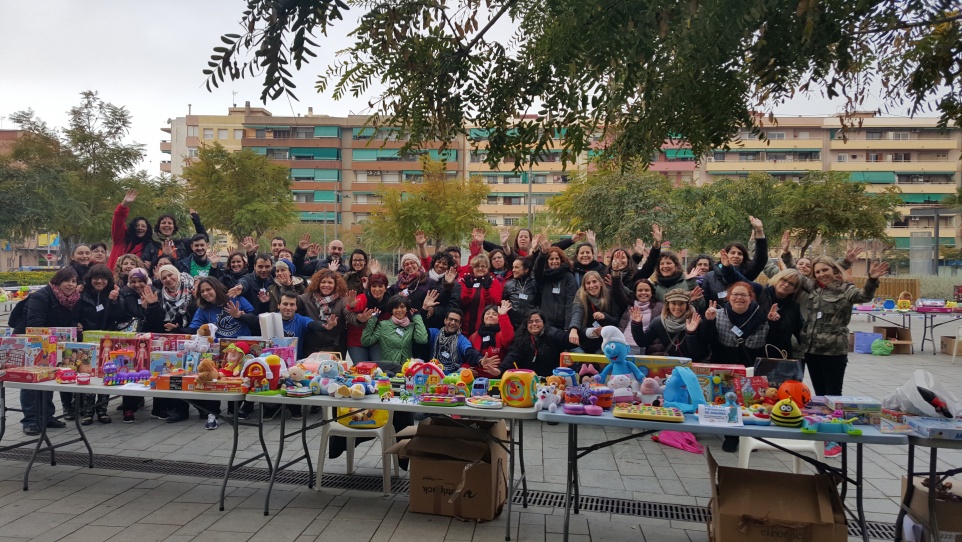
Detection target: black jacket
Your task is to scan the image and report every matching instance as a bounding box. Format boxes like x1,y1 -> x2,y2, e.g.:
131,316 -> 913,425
141,212 -> 207,266
118,287 -> 167,333
236,272 -> 274,314
700,236 -> 769,304
499,325 -> 572,377
13,285 -> 81,333
78,288 -> 126,334
533,255 -> 578,330
502,275 -> 539,328
568,275 -> 630,354
630,317 -> 711,362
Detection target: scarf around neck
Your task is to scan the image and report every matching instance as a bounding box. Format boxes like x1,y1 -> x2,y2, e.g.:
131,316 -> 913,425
312,292 -> 339,324
391,315 -> 410,328
433,329 -> 461,371
50,283 -> 80,310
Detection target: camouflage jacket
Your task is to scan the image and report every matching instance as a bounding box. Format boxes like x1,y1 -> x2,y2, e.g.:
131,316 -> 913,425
799,278 -> 879,356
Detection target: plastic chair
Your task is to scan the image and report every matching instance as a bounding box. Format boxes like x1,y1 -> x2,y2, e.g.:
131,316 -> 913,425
952,325 -> 962,365
737,437 -> 825,473
316,406 -> 399,494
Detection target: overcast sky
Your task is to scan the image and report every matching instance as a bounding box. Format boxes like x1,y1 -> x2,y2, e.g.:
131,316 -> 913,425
0,1 -> 908,172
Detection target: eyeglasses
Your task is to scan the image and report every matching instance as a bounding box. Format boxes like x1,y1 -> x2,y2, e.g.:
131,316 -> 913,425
729,293 -> 751,299
444,317 -> 461,324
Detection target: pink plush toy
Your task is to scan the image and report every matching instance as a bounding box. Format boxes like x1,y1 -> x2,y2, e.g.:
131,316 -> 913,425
639,377 -> 665,405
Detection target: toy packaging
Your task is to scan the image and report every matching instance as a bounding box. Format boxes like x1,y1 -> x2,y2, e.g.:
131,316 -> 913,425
96,336 -> 152,373
151,333 -> 192,351
691,363 -> 747,402
264,346 -> 296,368
20,335 -> 59,366
0,327 -> 14,337
0,366 -> 57,383
155,374 -> 197,391
25,327 -> 78,342
81,330 -> 140,344
905,417 -> 962,440
824,395 -> 881,412
614,404 -> 684,422
149,351 -> 184,375
193,377 -> 245,393
880,408 -> 914,434
58,342 -> 100,375
735,375 -> 770,406
558,352 -> 691,381
0,337 -> 35,368
218,338 -> 271,367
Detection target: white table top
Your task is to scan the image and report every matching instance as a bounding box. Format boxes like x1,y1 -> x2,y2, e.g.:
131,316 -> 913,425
537,411 -> 909,445
246,392 -> 539,420
2,378 -> 246,402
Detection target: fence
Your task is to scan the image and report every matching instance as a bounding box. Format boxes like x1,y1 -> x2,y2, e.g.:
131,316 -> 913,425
850,277 -> 920,300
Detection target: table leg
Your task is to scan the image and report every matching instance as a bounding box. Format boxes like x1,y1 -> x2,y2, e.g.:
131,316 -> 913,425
840,442 -> 849,502
264,406 -> 288,516
894,442 -> 916,542
929,447 -> 939,541
219,400 -> 241,512
0,385 -> 6,443
563,423 -> 575,540
23,396 -> 48,491
572,424 -> 580,514
505,419 -> 516,542
518,420 -> 527,507
856,444 -> 869,542
257,404 -> 273,478
301,409 -> 314,490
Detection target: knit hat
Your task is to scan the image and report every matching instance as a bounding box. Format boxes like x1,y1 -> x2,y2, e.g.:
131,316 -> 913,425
400,253 -> 420,268
276,258 -> 295,275
664,288 -> 690,304
600,326 -> 628,349
128,267 -> 149,283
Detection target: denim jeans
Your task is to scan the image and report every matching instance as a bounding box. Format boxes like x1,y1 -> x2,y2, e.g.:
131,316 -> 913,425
347,344 -> 381,365
20,390 -> 55,427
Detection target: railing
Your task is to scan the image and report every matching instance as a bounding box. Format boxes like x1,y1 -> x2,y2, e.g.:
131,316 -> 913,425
833,134 -> 956,141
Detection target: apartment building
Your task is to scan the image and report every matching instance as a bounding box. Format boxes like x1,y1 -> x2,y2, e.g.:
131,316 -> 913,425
160,107 -> 961,249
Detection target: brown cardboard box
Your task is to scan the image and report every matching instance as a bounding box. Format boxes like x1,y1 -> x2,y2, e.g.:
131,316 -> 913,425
901,476 -> 962,541
707,449 -> 847,542
193,378 -> 244,393
0,366 -> 56,383
388,417 -> 508,521
156,374 -> 196,391
873,326 -> 914,354
941,336 -> 962,356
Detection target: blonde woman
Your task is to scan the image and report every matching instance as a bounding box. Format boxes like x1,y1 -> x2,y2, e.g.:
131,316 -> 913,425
567,270 -> 628,354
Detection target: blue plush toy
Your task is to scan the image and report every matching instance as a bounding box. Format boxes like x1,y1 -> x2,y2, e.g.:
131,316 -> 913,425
598,326 -> 648,385
662,366 -> 709,413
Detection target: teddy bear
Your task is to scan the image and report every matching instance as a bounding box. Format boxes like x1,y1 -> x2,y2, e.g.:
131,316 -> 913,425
310,360 -> 342,395
762,387 -> 779,407
534,384 -> 562,413
195,357 -> 220,384
609,374 -> 637,404
284,365 -> 311,389
545,375 -> 567,393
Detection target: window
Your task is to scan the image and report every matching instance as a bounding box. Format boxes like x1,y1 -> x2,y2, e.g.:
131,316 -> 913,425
767,153 -> 787,161
487,218 -> 499,226
504,217 -> 521,226
293,192 -> 314,203
486,196 -> 499,205
836,154 -> 847,162
234,129 -> 244,139
293,127 -> 313,139
354,172 -> 368,183
505,176 -> 522,184
867,153 -> 881,163
355,194 -> 382,204
893,152 -> 911,162
354,213 -> 370,223
937,153 -> 948,160
203,128 -> 213,140
891,132 -> 910,140
866,131 -> 883,140
531,196 -> 548,205
712,152 -> 726,162
554,175 -> 570,183
382,172 -> 400,183
217,129 -> 228,140
504,196 -> 524,206
484,176 -> 498,184
471,152 -> 488,163
738,152 -> 760,162
187,126 -> 198,137
272,129 -> 291,139
797,131 -> 810,140
187,147 -> 198,158
533,175 -> 547,184
266,149 -> 289,160
766,132 -> 786,140
255,129 -> 266,139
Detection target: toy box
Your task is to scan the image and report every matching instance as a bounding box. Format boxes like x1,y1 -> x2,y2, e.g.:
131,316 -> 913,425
25,327 -> 78,342
81,330 -> 140,344
57,342 -> 100,375
149,351 -> 184,375
707,449 -> 848,542
906,417 -> 962,440
387,417 -> 508,521
901,476 -> 962,541
20,334 -> 59,366
155,374 -> 197,391
217,338 -> 272,367
193,377 -> 245,393
264,346 -> 296,368
0,366 -> 57,383
692,363 -> 747,402
0,327 -> 14,337
96,336 -> 152,373
0,337 -> 34,368
824,395 -> 881,412
735,376 -> 770,407
151,333 -> 192,351
558,352 -> 691,380
880,408 -> 914,434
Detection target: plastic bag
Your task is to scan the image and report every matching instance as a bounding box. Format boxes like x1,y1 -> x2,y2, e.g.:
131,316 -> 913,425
882,369 -> 962,417
871,339 -> 894,356
651,431 -> 704,454
854,332 -> 883,354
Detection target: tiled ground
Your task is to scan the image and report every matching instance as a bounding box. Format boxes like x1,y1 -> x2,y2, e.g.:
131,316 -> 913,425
0,314 -> 959,541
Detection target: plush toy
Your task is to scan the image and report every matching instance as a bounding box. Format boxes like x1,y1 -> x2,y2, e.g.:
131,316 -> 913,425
770,397 -> 804,427
545,375 -> 567,392
662,367 -> 708,414
310,359 -> 342,395
534,384 -> 562,412
597,326 -> 648,386
608,374 -> 637,404
331,382 -> 366,399
639,377 -> 664,404
762,387 -> 779,407
184,325 -> 217,373
221,341 -> 249,377
285,365 -> 310,388
196,358 -> 220,384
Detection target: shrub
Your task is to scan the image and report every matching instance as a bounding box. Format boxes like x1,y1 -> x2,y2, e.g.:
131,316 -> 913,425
0,271 -> 57,286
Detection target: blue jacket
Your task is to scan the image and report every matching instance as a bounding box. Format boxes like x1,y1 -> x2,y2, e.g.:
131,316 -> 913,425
427,328 -> 483,372
188,297 -> 258,338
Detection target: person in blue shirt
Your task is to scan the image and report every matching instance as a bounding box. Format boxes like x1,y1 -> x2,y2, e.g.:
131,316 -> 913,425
187,277 -> 259,338
277,292 -> 337,358
425,306 -> 500,375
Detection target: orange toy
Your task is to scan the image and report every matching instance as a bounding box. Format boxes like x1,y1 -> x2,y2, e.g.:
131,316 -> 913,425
777,380 -> 812,408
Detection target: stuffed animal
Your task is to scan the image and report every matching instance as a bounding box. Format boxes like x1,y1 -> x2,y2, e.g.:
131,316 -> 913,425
770,397 -> 804,427
597,326 -> 648,386
310,359 -> 342,395
762,387 -> 779,407
609,374 -> 637,404
638,377 -> 664,404
331,382 -> 366,399
534,384 -> 562,413
545,375 -> 567,392
662,367 -> 708,414
220,341 -> 249,377
196,358 -> 220,384
285,365 -> 310,388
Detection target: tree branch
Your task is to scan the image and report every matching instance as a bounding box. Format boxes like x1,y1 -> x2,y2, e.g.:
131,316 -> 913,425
852,12 -> 962,36
457,0 -> 517,57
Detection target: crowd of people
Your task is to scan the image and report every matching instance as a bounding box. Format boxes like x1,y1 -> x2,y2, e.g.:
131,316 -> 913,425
13,190 -> 889,451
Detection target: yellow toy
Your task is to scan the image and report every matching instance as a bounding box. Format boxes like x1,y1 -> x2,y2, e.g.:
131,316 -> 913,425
770,397 -> 803,427
499,369 -> 537,408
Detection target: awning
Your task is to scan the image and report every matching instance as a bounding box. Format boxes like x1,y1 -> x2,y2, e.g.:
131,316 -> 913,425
665,149 -> 695,159
901,193 -> 950,203
850,171 -> 896,184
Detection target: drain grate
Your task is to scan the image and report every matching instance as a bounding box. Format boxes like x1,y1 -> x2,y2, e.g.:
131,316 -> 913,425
0,449 -> 896,539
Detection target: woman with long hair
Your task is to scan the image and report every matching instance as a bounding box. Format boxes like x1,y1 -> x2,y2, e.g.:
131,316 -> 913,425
651,250 -> 699,302
343,248 -> 372,293
499,309 -> 572,377
107,190 -> 158,268
467,301 -> 515,378
568,270 -> 628,354
141,209 -> 207,265
345,273 -> 391,363
299,269 -> 353,357
618,279 -> 663,355
188,276 -> 258,338
458,253 -> 503,335
69,244 -> 92,280
360,295 -> 429,364
532,238 -> 578,330
219,251 -> 249,290
114,253 -> 146,288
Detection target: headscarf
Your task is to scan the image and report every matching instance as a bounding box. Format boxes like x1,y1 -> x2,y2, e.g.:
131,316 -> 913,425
128,267 -> 149,284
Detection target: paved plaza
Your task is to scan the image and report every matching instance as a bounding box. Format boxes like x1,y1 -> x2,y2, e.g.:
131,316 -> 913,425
0,315 -> 960,541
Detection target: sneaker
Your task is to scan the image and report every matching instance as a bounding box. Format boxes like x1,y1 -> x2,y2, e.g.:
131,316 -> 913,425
166,412 -> 190,424
289,408 -> 303,421
205,414 -> 218,431
63,409 -> 76,421
262,406 -> 279,421
22,424 -> 40,436
150,410 -> 169,420
123,411 -> 136,423
80,416 -> 93,426
46,419 -> 67,429
824,442 -> 842,457
236,411 -> 249,420
722,435 -> 739,453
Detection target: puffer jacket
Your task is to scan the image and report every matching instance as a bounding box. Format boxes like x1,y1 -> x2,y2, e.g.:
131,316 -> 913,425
799,278 -> 879,356
502,275 -> 539,328
533,255 -> 578,330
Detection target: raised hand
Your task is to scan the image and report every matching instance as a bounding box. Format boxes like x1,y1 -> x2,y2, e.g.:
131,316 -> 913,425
689,285 -> 704,302
498,299 -> 512,315
108,284 -> 120,302
298,232 -> 311,250
651,223 -> 663,244
227,285 -> 243,298
225,245 -> 236,256
571,231 -> 585,243
422,289 -> 440,309
705,301 -> 718,321
242,236 -> 256,253
257,289 -> 270,303
358,308 -> 376,323
749,215 -> 764,236
189,208 -> 197,215
686,266 -> 701,280
444,266 -> 457,284
845,242 -> 865,264
208,249 -> 220,266
307,243 -> 321,258
226,300 -> 243,319
585,229 -> 596,246
472,227 -> 485,243
161,239 -> 175,256
414,229 -> 427,246
768,303 -> 781,321
568,328 -> 580,346
141,284 -> 158,305
499,227 -> 510,245
686,312 -> 702,332
122,189 -> 137,206
345,289 -> 358,308
868,261 -> 890,279
369,258 -> 382,274
324,314 -> 339,330
780,230 -> 791,253
629,306 -> 643,324
634,238 -> 647,255
719,248 -> 730,267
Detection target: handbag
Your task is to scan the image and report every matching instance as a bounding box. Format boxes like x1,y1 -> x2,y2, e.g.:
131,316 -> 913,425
753,345 -> 804,388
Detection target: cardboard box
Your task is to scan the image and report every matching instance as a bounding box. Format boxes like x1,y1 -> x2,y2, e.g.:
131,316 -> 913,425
941,336 -> 962,356
707,449 -> 847,542
905,417 -> 962,440
873,326 -> 913,354
0,366 -> 57,383
193,378 -> 245,393
825,395 -> 881,412
155,374 -> 196,391
901,476 -> 962,541
388,417 -> 508,521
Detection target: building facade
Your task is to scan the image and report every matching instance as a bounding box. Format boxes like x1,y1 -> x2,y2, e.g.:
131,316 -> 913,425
160,107 -> 962,249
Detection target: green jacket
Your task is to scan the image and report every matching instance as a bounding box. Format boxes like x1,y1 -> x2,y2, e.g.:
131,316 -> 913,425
799,278 -> 879,356
361,314 -> 429,363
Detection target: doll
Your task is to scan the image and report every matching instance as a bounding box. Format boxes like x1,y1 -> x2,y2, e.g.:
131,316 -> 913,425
597,327 -> 647,388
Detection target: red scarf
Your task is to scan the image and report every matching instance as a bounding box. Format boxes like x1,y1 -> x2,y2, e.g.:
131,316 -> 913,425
50,283 -> 80,310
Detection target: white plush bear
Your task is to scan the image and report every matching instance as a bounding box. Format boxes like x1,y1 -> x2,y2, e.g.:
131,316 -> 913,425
534,384 -> 562,413
609,374 -> 637,404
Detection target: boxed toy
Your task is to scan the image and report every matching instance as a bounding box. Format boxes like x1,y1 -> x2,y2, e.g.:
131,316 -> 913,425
692,363 -> 747,402
155,374 -> 196,391
707,449 -> 847,542
193,377 -> 245,393
558,352 -> 691,380
880,408 -> 914,434
0,337 -> 34,368
905,417 -> 962,440
901,476 -> 962,541
81,330 -> 140,344
0,327 -> 14,337
265,346 -> 296,368
0,366 -> 57,383
149,351 -> 184,375
824,395 -> 881,412
58,343 -> 100,375
20,335 -> 59,366
388,417 -> 508,521
217,338 -> 271,366
151,333 -> 192,351
25,327 -> 78,342
735,376 -> 770,406
97,336 -> 152,372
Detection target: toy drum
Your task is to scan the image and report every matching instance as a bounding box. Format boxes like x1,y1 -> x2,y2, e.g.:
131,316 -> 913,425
552,367 -> 577,389
590,386 -> 614,409
499,369 -> 536,408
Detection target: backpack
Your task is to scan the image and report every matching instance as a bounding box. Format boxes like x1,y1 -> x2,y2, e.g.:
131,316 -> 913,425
7,297 -> 28,330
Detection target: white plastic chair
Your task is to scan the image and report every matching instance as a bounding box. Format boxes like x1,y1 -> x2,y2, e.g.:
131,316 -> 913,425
316,406 -> 399,494
738,437 -> 825,474
951,325 -> 962,365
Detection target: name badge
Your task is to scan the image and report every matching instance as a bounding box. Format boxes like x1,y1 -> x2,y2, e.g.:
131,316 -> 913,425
137,299 -> 142,305
402,288 -> 409,297
592,321 -> 601,328
552,287 -> 560,294
395,327 -> 405,336
816,311 -> 823,320
198,270 -> 209,277
482,336 -> 490,342
441,351 -> 450,358
473,283 -> 481,288
731,326 -> 743,337
717,291 -> 727,299
96,304 -> 104,312
518,293 -> 528,300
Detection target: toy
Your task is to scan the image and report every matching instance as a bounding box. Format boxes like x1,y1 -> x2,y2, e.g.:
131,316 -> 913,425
662,367 -> 709,414
770,397 -> 804,427
725,392 -> 739,423
612,405 -> 684,422
380,390 -> 395,401
609,374 -> 637,404
420,393 -> 467,406
499,368 -> 537,408
196,358 -> 220,385
310,359 -> 342,395
471,377 -> 489,397
762,387 -> 779,407
741,405 -> 772,425
778,380 -> 812,408
597,326 -> 648,386
77,373 -> 90,385
801,414 -> 862,436
55,368 -> 77,384
183,325 -> 217,373
638,377 -> 664,405
353,361 -> 378,375
240,356 -> 275,393
466,395 -> 503,409
562,396 -> 602,416
590,386 -> 614,409
534,384 -> 562,413
220,341 -> 249,377
552,367 -> 577,388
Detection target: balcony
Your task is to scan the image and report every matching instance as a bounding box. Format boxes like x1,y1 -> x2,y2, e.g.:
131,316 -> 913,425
722,139 -> 825,150
830,137 -> 959,151
160,141 -> 171,153
830,160 -> 960,174
705,158 -> 822,173
159,161 -> 171,173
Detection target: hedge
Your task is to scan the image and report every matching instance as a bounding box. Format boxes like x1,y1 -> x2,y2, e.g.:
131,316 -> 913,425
0,271 -> 58,286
